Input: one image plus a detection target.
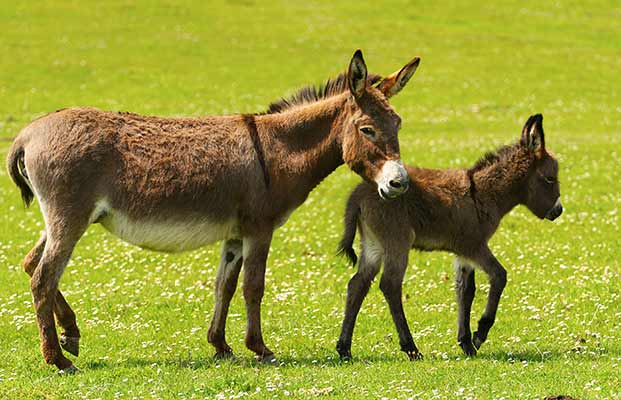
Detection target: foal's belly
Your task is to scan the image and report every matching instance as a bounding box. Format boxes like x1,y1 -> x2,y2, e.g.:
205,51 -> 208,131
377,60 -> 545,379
95,204 -> 239,253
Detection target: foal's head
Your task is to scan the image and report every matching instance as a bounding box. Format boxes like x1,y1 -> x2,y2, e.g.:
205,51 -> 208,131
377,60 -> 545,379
520,114 -> 563,221
341,50 -> 420,200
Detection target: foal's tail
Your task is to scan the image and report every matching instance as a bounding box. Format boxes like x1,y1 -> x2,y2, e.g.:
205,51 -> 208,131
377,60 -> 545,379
6,138 -> 34,207
337,190 -> 361,266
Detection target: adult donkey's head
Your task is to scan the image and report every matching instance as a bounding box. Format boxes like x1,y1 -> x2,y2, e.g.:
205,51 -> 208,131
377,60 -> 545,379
341,50 -> 420,200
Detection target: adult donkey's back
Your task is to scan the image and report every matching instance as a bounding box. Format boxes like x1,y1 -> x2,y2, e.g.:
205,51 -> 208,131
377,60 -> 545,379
7,50 -> 420,373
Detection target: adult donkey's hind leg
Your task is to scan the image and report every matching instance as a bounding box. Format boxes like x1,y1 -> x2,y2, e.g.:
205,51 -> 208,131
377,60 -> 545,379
23,232 -> 81,357
471,247 -> 507,351
208,239 -> 243,358
379,250 -> 421,360
29,206 -> 90,373
454,258 -> 476,356
242,233 -> 275,363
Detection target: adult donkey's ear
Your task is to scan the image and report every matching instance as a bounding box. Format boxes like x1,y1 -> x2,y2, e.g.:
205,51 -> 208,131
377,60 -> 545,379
378,57 -> 421,98
521,114 -> 545,157
348,49 -> 368,98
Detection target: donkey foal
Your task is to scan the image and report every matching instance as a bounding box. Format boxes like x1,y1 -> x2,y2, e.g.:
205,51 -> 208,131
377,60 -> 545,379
337,114 -> 563,360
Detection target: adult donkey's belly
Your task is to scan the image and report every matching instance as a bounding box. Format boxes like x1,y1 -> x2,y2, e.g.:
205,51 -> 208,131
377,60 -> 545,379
95,201 -> 240,253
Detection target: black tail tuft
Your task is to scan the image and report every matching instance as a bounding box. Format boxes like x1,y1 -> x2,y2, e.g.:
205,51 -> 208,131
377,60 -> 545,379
6,142 -> 34,207
336,191 -> 361,266
337,242 -> 358,266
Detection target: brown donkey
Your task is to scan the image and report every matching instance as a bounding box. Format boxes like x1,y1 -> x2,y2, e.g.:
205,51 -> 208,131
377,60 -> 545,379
337,114 -> 563,360
7,50 -> 421,373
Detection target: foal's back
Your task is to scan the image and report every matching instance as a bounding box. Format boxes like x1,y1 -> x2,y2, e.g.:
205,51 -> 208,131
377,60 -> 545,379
353,165 -> 490,255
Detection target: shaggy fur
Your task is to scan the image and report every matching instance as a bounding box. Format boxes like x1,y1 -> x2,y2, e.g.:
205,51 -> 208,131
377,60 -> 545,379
6,50 -> 421,372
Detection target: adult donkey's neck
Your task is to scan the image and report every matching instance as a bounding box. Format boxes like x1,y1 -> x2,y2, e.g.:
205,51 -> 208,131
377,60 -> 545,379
254,93 -> 349,205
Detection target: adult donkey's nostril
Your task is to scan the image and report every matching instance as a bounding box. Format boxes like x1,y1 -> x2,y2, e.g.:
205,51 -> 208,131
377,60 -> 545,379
389,180 -> 402,189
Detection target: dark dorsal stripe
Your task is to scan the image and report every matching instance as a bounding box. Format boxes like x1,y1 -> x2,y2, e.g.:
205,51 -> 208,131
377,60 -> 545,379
466,168 -> 481,221
264,73 -> 382,114
242,114 -> 270,189
467,142 -> 522,175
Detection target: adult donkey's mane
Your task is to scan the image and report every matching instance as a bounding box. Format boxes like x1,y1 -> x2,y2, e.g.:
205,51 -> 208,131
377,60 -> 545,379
264,72 -> 382,114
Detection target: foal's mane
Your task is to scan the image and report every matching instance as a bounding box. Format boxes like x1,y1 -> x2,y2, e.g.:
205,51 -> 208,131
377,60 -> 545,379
264,73 -> 382,114
467,142 -> 522,174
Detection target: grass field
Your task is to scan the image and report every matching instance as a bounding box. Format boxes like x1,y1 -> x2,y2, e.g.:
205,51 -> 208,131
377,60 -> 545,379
1,1 -> 620,399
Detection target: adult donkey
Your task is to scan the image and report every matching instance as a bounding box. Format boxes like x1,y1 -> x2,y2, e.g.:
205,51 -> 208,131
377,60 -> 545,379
7,50 -> 420,373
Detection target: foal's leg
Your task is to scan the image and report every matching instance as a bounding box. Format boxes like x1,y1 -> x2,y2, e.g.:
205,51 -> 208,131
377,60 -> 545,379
207,239 -> 243,358
23,232 -> 81,357
379,250 -> 421,360
336,242 -> 382,360
242,233 -> 274,362
454,257 -> 476,356
472,247 -> 507,350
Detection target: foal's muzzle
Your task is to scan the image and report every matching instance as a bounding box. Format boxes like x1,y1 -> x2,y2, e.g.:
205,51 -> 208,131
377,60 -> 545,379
377,160 -> 409,200
545,197 -> 563,221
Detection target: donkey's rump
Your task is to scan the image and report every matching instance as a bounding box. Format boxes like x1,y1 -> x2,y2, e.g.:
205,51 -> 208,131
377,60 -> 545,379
22,108 -> 260,217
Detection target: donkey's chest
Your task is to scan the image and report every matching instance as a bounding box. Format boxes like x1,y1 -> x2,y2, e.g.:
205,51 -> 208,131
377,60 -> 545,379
97,207 -> 239,253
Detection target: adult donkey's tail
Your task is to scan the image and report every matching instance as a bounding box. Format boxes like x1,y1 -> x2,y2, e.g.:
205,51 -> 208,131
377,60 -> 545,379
337,189 -> 362,266
6,138 -> 34,207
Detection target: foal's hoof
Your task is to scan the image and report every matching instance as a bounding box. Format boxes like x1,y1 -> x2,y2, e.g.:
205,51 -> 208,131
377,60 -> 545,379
59,335 -> 80,357
214,350 -> 235,360
338,352 -> 352,361
460,342 -> 477,357
336,341 -> 352,360
472,333 -> 484,350
256,353 -> 278,364
58,365 -> 80,375
406,350 -> 423,361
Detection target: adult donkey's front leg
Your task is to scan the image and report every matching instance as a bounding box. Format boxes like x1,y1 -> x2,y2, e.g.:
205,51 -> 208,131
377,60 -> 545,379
472,247 -> 507,351
242,232 -> 275,363
208,239 -> 243,358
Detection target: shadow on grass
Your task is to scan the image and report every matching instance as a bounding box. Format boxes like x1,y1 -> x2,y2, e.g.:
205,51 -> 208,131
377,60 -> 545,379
82,353 -> 403,371
81,347 -> 615,371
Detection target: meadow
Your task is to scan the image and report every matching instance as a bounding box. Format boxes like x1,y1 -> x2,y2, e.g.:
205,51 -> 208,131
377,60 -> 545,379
0,1 -> 619,398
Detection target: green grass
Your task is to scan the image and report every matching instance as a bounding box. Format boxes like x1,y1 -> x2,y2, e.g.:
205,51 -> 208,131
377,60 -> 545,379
1,1 -> 620,398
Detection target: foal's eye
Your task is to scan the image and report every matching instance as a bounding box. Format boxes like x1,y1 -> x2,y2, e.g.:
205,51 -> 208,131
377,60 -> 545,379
545,176 -> 556,184
359,126 -> 376,139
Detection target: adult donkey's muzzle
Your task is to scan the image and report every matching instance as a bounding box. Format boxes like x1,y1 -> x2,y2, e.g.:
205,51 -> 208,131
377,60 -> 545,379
545,197 -> 563,221
377,160 -> 409,200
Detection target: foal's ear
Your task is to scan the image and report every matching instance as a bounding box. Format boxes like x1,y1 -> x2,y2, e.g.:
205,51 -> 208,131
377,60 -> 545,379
378,57 -> 421,98
521,114 -> 545,157
348,49 -> 368,99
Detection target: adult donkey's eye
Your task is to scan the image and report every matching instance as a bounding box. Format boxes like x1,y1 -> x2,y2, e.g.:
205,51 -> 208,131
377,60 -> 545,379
360,126 -> 376,139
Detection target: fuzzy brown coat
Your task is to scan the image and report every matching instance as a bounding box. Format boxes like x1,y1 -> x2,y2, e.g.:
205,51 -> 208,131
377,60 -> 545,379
337,114 -> 562,360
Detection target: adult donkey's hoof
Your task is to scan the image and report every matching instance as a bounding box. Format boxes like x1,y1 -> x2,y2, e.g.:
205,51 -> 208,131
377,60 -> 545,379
256,353 -> 278,364
59,335 -> 80,357
58,364 -> 80,375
